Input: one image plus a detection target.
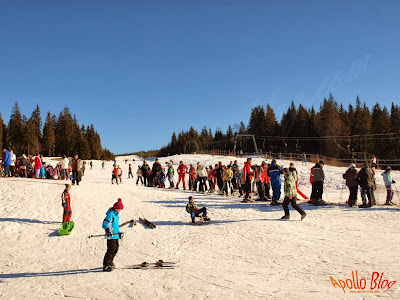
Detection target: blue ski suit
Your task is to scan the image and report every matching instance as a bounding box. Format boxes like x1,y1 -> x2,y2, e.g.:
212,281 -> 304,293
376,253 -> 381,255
267,162 -> 283,201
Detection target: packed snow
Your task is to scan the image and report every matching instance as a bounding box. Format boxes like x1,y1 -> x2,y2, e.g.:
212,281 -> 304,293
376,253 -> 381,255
0,154 -> 399,299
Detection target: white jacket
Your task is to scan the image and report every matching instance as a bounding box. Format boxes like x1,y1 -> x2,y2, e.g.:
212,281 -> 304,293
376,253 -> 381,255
11,153 -> 16,166
196,167 -> 208,177
61,158 -> 69,169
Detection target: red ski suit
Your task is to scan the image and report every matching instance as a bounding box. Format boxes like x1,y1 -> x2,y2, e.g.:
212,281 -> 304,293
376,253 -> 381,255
177,164 -> 188,188
62,190 -> 72,222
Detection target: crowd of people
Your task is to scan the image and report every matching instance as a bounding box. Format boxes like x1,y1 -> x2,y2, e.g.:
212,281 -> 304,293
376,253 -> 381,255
1,149 -> 85,185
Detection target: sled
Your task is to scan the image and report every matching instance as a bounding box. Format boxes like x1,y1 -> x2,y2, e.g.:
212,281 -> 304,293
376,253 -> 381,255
58,221 -> 75,235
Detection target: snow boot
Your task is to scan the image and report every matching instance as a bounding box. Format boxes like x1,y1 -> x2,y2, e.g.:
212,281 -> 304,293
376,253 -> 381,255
359,203 -> 368,208
281,215 -> 290,220
301,213 -> 307,221
103,265 -> 114,272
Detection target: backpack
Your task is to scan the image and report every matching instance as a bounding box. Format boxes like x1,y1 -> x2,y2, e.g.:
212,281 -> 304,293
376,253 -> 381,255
310,167 -> 314,183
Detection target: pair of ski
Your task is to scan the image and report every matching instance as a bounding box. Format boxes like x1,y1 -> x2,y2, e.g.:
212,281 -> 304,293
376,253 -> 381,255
118,260 -> 175,270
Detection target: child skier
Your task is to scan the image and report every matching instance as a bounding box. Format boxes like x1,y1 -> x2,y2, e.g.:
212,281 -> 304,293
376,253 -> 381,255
102,198 -> 124,272
186,196 -> 210,224
61,184 -> 72,222
167,163 -> 174,188
382,166 -> 395,205
128,164 -> 133,178
112,165 -> 119,184
281,168 -> 306,220
136,166 -> 143,185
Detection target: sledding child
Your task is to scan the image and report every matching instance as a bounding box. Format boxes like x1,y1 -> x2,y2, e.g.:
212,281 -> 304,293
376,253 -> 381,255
61,184 -> 72,222
102,198 -> 124,272
382,166 -> 395,205
186,196 -> 210,224
281,168 -> 306,220
128,164 -> 133,178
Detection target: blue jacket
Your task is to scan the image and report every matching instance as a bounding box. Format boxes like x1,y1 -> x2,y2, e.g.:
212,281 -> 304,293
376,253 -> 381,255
102,208 -> 120,239
267,162 -> 282,184
382,172 -> 392,187
2,150 -> 11,166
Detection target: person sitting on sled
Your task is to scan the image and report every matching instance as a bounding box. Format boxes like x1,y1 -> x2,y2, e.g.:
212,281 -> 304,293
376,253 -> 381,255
186,196 -> 210,224
61,184 -> 72,222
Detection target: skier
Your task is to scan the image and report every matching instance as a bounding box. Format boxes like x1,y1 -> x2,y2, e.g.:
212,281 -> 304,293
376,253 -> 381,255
61,184 -> 72,222
149,158 -> 161,187
267,159 -> 283,205
196,164 -> 208,193
188,164 -> 196,191
141,161 -> 150,186
309,161 -> 325,205
128,164 -> 133,178
254,164 -> 266,201
102,161 -> 105,169
222,165 -> 234,196
382,166 -> 395,205
33,153 -> 42,179
215,162 -> 224,192
2,149 -> 11,177
136,166 -> 143,185
185,196 -> 210,224
261,161 -> 271,199
10,150 -> 16,176
342,164 -> 359,207
231,160 -> 239,190
102,198 -> 124,272
117,165 -> 123,183
60,154 -> 69,180
176,161 -> 188,190
281,168 -> 306,220
242,158 -> 253,202
90,161 -> 93,169
111,165 -> 119,185
357,163 -> 374,208
166,163 -> 174,188
71,154 -> 83,186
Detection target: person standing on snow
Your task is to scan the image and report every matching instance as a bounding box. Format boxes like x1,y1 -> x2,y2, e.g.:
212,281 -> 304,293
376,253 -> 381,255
309,161 -> 325,205
242,158 -> 253,202
342,164 -> 358,207
33,153 -> 42,179
281,168 -> 306,220
136,166 -> 143,185
357,163 -> 374,208
382,166 -> 395,206
60,154 -> 69,180
61,184 -> 72,222
188,164 -> 196,191
166,163 -> 175,188
267,159 -> 283,205
102,198 -> 124,272
176,161 -> 188,190
2,149 -> 12,177
10,150 -> 16,176
71,154 -> 83,185
141,161 -> 150,186
261,161 -> 271,200
128,164 -> 133,178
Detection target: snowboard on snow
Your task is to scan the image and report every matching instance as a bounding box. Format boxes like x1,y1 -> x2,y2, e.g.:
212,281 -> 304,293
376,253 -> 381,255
58,221 -> 74,235
139,217 -> 156,228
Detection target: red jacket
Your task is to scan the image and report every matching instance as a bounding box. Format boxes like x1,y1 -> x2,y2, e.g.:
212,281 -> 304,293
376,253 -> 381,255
243,161 -> 252,180
177,165 -> 188,176
62,190 -> 71,211
113,167 -> 118,175
261,165 -> 270,183
34,156 -> 42,170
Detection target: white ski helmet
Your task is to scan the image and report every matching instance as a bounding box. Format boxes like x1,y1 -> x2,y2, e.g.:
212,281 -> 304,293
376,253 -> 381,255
349,163 -> 356,168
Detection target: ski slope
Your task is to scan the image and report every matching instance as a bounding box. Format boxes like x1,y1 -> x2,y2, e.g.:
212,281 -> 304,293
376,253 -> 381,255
0,154 -> 399,299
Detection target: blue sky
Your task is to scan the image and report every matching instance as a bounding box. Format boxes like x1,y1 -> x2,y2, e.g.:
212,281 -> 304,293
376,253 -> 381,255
0,1 -> 399,154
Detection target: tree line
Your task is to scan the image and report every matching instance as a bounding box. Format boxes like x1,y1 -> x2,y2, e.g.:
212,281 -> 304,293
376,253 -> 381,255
0,102 -> 115,160
154,94 -> 400,159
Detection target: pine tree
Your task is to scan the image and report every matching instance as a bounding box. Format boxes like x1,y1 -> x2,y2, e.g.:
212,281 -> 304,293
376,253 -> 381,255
281,101 -> 297,137
371,103 -> 390,157
248,106 -> 265,137
389,103 -> 400,158
30,105 -> 42,153
7,102 -> 25,154
42,112 -> 56,156
55,107 -> 75,156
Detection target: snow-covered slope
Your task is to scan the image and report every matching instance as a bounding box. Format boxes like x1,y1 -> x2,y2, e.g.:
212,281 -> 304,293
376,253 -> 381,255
0,154 -> 399,299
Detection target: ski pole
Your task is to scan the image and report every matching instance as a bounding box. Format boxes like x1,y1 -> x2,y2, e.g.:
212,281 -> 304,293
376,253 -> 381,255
392,183 -> 400,202
88,234 -> 105,238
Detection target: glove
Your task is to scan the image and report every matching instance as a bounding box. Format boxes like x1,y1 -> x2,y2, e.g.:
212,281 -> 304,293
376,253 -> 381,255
393,180 -> 396,184
62,203 -> 67,208
118,232 -> 124,239
105,228 -> 113,238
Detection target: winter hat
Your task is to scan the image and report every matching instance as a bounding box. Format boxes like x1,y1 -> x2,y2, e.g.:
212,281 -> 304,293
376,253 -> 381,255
349,163 -> 356,168
262,161 -> 266,165
386,166 -> 392,171
113,198 -> 124,210
319,160 -> 325,165
188,196 -> 193,201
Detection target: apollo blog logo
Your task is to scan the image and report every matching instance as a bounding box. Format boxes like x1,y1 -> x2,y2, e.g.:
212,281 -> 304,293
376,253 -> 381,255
330,271 -> 396,293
